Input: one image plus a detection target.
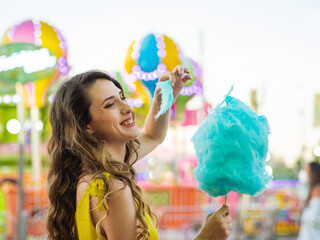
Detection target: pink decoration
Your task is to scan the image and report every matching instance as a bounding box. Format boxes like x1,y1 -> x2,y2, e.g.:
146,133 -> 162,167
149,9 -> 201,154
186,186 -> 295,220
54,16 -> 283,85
10,20 -> 34,43
134,98 -> 143,108
180,80 -> 203,96
130,64 -> 168,81
34,38 -> 42,46
155,35 -> 164,41
157,49 -> 166,58
156,41 -> 165,49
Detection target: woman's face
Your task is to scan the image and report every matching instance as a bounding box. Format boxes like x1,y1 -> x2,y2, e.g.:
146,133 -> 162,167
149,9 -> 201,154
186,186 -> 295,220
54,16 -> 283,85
86,79 -> 140,143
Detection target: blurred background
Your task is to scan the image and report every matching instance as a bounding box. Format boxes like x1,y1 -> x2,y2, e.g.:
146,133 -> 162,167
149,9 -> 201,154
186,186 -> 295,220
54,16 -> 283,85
0,0 -> 319,239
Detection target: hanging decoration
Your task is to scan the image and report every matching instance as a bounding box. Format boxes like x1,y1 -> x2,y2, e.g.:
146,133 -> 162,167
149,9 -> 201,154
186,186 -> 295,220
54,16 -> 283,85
2,20 -> 69,108
124,33 -> 182,98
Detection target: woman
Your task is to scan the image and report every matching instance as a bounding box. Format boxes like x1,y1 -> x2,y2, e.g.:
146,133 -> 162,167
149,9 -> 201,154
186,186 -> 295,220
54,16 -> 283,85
298,162 -> 320,239
46,66 -> 232,240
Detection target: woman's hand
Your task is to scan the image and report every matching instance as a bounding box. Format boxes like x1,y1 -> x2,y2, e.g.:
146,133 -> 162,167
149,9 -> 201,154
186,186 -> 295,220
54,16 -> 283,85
155,65 -> 192,103
194,205 -> 232,240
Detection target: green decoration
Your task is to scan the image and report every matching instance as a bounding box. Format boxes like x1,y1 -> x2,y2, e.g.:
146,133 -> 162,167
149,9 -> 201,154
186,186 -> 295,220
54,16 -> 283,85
0,43 -> 56,84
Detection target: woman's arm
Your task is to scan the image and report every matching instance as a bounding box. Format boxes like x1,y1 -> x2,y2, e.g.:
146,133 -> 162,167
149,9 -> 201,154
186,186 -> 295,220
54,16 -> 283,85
135,65 -> 191,161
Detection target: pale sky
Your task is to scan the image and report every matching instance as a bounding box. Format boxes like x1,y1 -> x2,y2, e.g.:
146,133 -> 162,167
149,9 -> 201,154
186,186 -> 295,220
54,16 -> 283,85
1,0 -> 320,166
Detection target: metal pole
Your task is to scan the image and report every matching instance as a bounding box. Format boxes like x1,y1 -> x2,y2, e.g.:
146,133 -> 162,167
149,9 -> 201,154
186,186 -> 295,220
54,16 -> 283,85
31,106 -> 41,185
198,30 -> 206,125
15,82 -> 26,240
18,210 -> 29,240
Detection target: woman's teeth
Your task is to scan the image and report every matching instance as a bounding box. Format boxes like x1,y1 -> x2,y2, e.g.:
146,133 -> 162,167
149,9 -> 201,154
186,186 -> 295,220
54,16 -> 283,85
123,119 -> 133,126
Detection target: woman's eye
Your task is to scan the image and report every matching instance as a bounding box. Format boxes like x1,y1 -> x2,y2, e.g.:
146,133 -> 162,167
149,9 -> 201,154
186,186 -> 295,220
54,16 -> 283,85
104,103 -> 114,109
121,96 -> 127,101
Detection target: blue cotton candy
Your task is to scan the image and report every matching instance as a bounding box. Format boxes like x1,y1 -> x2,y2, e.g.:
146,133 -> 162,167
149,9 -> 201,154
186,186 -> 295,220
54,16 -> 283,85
191,87 -> 272,197
154,80 -> 174,119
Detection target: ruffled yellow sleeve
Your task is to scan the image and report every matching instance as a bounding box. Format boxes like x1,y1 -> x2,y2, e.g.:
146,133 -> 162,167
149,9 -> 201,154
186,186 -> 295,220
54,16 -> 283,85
75,173 -> 110,240
88,178 -> 108,211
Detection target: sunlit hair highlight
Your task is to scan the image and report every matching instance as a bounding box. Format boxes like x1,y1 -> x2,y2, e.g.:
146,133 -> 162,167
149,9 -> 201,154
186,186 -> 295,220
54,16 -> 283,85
46,71 -> 158,240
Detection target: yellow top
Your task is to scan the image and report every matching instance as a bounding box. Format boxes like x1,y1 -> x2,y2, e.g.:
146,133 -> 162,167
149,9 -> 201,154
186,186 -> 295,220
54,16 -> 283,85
75,172 -> 158,240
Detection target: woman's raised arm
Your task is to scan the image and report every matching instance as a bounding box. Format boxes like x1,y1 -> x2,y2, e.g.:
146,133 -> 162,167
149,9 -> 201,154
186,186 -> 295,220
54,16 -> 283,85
134,65 -> 191,161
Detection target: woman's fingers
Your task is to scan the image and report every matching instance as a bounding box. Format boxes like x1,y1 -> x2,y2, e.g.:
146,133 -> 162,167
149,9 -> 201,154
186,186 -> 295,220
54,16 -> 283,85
172,65 -> 183,76
158,72 -> 170,82
178,66 -> 185,76
169,72 -> 176,87
226,223 -> 232,230
215,204 -> 230,218
161,65 -> 191,80
225,215 -> 232,223
181,73 -> 192,83
172,65 -> 190,76
159,65 -> 191,90
225,230 -> 230,239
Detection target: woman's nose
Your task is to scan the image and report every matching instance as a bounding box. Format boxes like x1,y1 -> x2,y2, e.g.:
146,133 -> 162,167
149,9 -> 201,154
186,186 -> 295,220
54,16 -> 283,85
121,101 -> 132,114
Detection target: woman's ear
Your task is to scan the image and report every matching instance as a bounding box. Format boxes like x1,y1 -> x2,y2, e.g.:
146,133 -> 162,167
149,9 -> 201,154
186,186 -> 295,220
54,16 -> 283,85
86,124 -> 95,134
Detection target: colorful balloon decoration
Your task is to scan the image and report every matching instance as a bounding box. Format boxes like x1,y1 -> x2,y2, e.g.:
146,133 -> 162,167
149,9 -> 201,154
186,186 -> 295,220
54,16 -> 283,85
124,33 -> 182,98
174,58 -> 203,120
2,20 -> 69,108
124,33 -> 203,122
110,71 -> 151,127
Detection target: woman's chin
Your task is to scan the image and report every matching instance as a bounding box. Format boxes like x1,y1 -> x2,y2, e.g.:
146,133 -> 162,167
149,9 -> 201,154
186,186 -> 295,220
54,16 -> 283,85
125,126 -> 141,140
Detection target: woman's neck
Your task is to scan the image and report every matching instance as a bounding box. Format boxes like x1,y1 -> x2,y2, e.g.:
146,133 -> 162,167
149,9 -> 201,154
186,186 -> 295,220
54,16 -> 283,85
105,142 -> 126,162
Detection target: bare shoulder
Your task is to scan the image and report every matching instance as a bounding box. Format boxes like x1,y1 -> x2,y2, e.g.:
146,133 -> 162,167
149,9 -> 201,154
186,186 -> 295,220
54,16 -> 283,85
76,174 -> 126,205
313,184 -> 320,197
76,174 -> 93,207
90,177 -> 138,240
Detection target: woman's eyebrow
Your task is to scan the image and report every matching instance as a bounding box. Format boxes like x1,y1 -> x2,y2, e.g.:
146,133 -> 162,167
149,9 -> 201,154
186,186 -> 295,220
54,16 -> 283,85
101,91 -> 122,105
101,96 -> 115,105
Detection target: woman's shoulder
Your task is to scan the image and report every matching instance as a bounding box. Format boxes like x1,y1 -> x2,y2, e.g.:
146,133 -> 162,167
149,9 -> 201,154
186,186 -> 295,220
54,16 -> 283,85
76,172 -> 126,206
76,174 -> 93,207
76,173 -> 108,205
77,172 -> 111,187
312,184 -> 320,197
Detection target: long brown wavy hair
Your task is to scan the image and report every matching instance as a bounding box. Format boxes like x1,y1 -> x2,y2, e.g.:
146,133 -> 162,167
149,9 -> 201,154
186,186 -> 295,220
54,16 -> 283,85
46,71 -> 158,240
305,161 -> 320,207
